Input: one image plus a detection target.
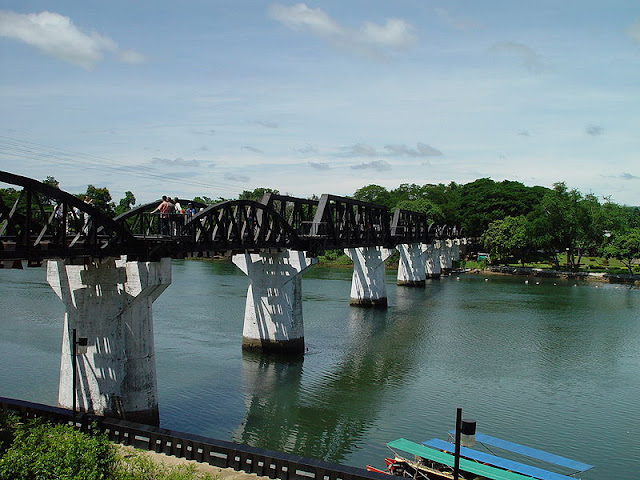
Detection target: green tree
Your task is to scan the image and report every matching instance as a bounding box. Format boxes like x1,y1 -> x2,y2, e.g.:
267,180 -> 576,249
456,178 -> 548,237
420,182 -> 462,228
79,185 -> 116,217
238,187 -> 280,202
603,228 -> 640,274
42,176 -> 60,189
192,195 -> 223,205
395,198 -> 444,223
352,184 -> 393,208
529,182 -> 600,269
114,191 -> 136,216
482,216 -> 532,266
0,187 -> 20,210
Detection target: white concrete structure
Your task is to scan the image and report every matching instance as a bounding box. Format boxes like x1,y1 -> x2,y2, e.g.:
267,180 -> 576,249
233,250 -> 316,353
426,241 -> 442,278
452,238 -> 461,262
47,256 -> 171,424
344,246 -> 394,307
440,239 -> 454,272
396,243 -> 429,287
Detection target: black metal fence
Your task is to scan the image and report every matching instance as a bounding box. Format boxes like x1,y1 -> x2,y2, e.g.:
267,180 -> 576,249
0,397 -> 392,480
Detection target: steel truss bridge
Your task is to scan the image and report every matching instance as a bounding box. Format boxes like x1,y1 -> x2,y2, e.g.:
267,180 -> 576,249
0,171 -> 462,264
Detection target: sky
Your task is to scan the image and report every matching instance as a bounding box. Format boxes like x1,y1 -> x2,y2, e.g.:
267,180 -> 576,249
1,1 -> 639,206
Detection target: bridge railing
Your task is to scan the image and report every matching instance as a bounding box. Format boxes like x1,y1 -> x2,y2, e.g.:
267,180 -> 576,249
119,212 -> 199,239
0,397 -> 391,480
1,171 -> 140,262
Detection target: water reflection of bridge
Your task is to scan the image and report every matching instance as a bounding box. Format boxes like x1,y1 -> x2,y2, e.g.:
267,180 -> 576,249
1,170 -> 466,424
234,290 -> 430,464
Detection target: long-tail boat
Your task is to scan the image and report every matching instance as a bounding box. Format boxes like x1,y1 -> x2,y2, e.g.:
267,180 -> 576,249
367,432 -> 594,480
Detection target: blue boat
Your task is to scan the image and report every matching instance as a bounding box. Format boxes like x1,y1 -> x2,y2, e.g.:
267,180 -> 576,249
373,426 -> 594,480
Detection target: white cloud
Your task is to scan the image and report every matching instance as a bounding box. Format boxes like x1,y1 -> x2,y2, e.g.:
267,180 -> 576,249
295,144 -> 318,154
345,143 -> 377,156
252,120 -> 279,128
351,160 -> 392,171
627,18 -> 640,44
586,124 -> 604,136
152,157 -> 200,167
118,48 -> 145,64
308,162 -> 329,170
489,41 -> 544,73
224,173 -> 250,182
0,10 -> 144,68
385,143 -> 443,157
434,8 -> 482,31
242,145 -> 264,153
268,3 -> 415,60
359,18 -> 415,49
343,142 -> 442,157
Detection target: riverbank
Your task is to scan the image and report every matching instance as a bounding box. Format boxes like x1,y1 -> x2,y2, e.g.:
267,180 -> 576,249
468,265 -> 640,285
118,445 -> 271,480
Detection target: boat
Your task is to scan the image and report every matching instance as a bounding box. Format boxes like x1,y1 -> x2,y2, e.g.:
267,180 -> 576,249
368,429 -> 594,480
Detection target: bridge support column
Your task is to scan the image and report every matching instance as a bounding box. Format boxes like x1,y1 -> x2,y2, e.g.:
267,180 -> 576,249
396,243 -> 428,287
426,241 -> 442,279
233,250 -> 316,354
47,256 -> 171,425
451,239 -> 461,263
344,246 -> 394,308
439,239 -> 453,274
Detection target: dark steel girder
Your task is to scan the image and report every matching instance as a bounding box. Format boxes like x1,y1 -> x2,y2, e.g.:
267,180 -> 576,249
0,170 -> 142,263
1,171 -> 463,262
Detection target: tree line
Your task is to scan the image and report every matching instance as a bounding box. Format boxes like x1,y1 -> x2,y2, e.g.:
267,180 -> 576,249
1,177 -> 639,273
351,179 -> 640,274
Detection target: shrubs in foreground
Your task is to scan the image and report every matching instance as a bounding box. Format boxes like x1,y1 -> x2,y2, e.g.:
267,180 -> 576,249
0,412 -> 217,480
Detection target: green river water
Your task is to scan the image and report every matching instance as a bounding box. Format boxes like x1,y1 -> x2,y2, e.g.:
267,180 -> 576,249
1,259 -> 639,479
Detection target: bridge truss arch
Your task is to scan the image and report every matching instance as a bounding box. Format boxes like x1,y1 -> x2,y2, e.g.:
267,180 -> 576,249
113,198 -> 304,258
0,170 -> 141,263
187,199 -> 303,254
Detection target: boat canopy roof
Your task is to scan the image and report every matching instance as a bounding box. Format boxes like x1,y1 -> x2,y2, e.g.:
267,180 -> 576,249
387,438 -> 534,480
447,432 -> 594,472
423,438 -> 577,480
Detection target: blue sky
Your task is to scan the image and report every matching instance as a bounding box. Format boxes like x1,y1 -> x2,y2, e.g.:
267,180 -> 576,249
1,1 -> 639,205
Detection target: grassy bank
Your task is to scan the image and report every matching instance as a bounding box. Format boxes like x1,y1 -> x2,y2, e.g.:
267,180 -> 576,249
464,253 -> 638,276
0,412 -> 220,480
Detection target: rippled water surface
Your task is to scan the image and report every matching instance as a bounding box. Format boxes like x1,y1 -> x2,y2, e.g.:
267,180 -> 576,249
1,260 -> 639,479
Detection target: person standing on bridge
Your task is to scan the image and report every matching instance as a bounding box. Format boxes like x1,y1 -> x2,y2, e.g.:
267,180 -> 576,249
151,196 -> 172,235
172,197 -> 184,235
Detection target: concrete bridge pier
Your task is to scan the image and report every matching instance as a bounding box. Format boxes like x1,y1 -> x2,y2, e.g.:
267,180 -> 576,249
232,250 -> 316,354
426,241 -> 442,279
344,246 -> 394,307
439,239 -> 453,274
47,256 -> 171,425
451,238 -> 461,262
396,243 -> 428,287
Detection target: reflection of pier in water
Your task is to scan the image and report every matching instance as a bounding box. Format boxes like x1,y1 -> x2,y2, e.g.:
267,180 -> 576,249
232,286 -> 433,463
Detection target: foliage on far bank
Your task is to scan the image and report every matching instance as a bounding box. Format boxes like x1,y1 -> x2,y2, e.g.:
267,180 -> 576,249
481,183 -> 640,271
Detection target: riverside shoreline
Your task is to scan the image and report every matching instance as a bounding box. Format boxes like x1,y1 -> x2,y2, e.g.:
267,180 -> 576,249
118,445 -> 272,480
466,265 -> 640,285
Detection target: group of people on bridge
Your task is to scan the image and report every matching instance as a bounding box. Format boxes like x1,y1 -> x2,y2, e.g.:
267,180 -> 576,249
151,196 -> 198,235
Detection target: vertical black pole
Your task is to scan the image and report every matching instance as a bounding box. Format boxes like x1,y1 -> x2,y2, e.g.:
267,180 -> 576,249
72,328 -> 77,417
453,407 -> 462,480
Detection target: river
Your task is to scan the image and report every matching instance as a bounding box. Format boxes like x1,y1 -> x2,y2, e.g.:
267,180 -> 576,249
1,259 -> 639,479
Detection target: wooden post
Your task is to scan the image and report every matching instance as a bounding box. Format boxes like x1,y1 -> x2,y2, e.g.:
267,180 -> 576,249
453,407 -> 462,480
